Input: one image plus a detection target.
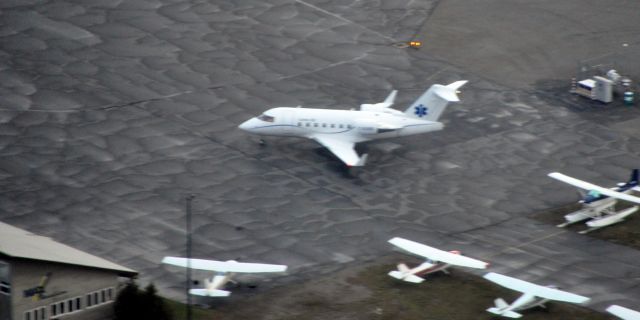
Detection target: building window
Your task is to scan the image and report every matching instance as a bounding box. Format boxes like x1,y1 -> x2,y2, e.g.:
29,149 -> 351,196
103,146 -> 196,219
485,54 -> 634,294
0,281 -> 9,295
76,297 -> 81,310
94,292 -> 99,304
86,293 -> 92,307
108,288 -> 114,300
339,124 -> 343,128
24,311 -> 31,320
59,301 -> 65,314
50,304 -> 57,316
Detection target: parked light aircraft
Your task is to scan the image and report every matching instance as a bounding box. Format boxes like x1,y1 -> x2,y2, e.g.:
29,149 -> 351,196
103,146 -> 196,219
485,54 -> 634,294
238,81 -> 467,166
607,305 -> 640,320
484,272 -> 590,318
387,237 -> 488,283
162,257 -> 287,297
548,170 -> 640,232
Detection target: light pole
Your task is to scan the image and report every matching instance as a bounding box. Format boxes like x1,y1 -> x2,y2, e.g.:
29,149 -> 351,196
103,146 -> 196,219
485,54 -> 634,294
185,194 -> 195,320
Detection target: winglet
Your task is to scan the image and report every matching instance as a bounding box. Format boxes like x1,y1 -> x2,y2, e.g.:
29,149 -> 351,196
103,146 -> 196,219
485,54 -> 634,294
384,90 -> 398,105
355,153 -> 368,166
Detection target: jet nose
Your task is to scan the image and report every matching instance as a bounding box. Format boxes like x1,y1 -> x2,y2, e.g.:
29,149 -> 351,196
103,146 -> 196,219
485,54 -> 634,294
238,119 -> 252,131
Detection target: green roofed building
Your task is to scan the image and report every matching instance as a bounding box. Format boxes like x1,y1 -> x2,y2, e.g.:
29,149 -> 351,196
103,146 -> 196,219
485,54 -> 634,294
0,221 -> 137,320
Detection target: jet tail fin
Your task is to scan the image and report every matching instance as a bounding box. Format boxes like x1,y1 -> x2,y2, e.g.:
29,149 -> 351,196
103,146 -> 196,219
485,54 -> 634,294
405,80 -> 467,121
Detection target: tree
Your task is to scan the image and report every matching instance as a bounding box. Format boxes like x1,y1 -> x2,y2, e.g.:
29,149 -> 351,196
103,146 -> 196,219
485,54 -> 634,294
114,281 -> 172,320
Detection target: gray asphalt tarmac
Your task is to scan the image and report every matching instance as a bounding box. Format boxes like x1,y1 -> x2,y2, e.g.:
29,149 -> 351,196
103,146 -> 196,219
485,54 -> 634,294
1,0 -> 640,312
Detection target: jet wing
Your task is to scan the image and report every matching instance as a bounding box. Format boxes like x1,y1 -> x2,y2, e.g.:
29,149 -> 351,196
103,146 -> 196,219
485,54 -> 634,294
606,305 -> 640,320
312,135 -> 366,167
388,237 -> 488,269
548,172 -> 640,205
483,272 -> 590,304
162,257 -> 287,273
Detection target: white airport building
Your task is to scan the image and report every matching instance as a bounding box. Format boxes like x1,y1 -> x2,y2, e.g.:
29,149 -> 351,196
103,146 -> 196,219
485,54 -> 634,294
0,221 -> 137,320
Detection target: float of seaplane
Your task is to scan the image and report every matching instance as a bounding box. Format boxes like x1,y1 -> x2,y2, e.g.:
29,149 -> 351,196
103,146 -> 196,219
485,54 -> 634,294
548,169 -> 640,233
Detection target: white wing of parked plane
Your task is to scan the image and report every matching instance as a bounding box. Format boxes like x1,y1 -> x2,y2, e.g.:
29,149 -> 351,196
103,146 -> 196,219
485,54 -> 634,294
548,172 -> 640,205
483,272 -> 590,304
312,135 -> 367,167
388,237 -> 489,269
162,257 -> 287,273
607,305 -> 640,320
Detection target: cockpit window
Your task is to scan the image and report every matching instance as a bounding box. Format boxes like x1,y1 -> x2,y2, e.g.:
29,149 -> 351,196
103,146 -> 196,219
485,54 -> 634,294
257,114 -> 275,122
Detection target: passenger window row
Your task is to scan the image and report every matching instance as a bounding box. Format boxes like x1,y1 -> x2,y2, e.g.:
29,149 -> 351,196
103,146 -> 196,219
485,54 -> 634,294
297,122 -> 352,129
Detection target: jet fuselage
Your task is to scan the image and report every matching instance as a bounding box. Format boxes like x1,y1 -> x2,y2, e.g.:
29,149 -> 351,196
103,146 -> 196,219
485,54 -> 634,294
239,107 -> 444,143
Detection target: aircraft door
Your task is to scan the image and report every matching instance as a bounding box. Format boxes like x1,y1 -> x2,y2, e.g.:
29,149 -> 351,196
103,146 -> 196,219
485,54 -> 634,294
281,108 -> 295,133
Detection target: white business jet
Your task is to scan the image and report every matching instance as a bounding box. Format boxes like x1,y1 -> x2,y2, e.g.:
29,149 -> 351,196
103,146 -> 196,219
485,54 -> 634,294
484,272 -> 590,318
162,256 -> 287,297
548,170 -> 640,232
387,237 -> 489,283
607,305 -> 640,320
238,81 -> 468,166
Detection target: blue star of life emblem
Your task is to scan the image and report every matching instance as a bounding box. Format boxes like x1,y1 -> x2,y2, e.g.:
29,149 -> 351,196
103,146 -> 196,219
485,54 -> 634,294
414,105 -> 428,117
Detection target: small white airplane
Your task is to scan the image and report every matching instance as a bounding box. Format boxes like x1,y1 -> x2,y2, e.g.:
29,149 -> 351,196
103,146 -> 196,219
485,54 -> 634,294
162,256 -> 287,297
484,272 -> 590,318
238,80 -> 468,166
607,305 -> 640,320
548,169 -> 640,232
387,237 -> 489,283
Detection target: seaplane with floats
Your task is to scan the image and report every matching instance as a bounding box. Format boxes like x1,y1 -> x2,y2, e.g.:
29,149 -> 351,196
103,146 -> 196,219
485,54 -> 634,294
387,237 -> 489,283
238,80 -> 468,166
548,169 -> 640,233
483,272 -> 590,318
162,256 -> 287,297
607,305 -> 640,320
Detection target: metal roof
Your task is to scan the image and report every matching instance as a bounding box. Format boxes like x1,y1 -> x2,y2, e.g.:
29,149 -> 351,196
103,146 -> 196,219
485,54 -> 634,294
0,221 -> 137,277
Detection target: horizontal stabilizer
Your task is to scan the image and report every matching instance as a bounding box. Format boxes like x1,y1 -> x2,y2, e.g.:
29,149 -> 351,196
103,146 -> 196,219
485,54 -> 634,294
434,80 -> 468,102
606,304 -> 640,320
487,307 -> 522,318
388,237 -> 488,269
388,271 -> 424,283
548,172 -> 640,205
483,272 -> 590,304
189,288 -> 230,297
162,257 -> 287,273
494,298 -> 509,309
